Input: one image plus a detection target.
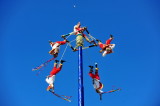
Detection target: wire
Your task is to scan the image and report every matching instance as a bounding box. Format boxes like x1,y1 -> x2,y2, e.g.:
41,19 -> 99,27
66,34 -> 72,39
59,43 -> 69,63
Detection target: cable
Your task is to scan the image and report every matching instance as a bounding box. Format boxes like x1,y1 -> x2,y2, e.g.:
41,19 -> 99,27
59,43 -> 69,63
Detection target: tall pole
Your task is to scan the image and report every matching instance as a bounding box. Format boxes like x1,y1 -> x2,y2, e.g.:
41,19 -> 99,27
78,46 -> 84,106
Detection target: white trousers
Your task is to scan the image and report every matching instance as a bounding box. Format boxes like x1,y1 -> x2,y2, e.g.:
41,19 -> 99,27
45,75 -> 55,85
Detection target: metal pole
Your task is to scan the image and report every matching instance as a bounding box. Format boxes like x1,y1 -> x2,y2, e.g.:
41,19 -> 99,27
78,46 -> 84,106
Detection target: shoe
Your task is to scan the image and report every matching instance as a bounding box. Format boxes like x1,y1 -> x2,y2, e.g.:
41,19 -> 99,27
54,54 -> 58,58
55,60 -> 59,63
49,40 -> 52,43
94,43 -> 98,46
84,27 -> 87,29
65,40 -> 69,43
60,60 -> 66,63
88,65 -> 93,69
110,34 -> 114,39
96,39 -> 101,42
95,63 -> 98,67
73,48 -> 78,52
61,35 -> 65,38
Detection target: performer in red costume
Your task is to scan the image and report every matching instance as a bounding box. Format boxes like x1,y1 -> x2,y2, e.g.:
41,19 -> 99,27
74,22 -> 90,42
46,60 -> 66,92
88,63 -> 104,94
61,22 -> 91,51
88,63 -> 104,100
96,34 -> 115,57
49,39 -> 68,58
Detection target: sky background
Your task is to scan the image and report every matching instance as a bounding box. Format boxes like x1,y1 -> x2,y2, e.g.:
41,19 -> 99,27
0,0 -> 160,106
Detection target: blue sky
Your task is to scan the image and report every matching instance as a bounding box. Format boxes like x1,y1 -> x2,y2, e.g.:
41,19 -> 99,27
0,0 -> 160,106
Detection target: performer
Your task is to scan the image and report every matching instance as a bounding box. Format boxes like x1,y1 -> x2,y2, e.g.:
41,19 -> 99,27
46,60 -> 66,92
73,22 -> 91,49
49,40 -> 68,58
61,22 -> 91,51
96,34 -> 115,57
88,63 -> 104,100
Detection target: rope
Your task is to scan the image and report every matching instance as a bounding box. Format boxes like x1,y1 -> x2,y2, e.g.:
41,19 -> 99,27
70,39 -> 76,43
67,39 -> 76,50
88,34 -> 96,41
85,29 -> 97,41
66,34 -> 72,39
59,43 -> 69,63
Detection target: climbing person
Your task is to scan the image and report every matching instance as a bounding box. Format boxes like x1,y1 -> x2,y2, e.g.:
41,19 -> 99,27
61,22 -> 91,51
73,22 -> 91,49
45,60 -> 66,92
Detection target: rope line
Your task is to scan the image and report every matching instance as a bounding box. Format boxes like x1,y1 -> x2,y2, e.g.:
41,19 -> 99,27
59,43 -> 69,62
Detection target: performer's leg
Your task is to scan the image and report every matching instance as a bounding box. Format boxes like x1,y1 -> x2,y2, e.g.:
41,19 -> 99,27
105,37 -> 113,45
106,34 -> 114,44
55,60 -> 65,74
98,42 -> 104,49
50,60 -> 59,75
89,65 -> 94,72
61,32 -> 74,38
88,66 -> 95,78
56,41 -> 67,45
50,67 -> 59,75
95,68 -> 100,80
54,60 -> 58,67
58,60 -> 66,70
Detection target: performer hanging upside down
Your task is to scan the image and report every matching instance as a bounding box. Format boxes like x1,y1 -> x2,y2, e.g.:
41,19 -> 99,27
88,63 -> 104,100
46,60 -> 66,92
49,39 -> 68,58
88,63 -> 121,100
96,34 -> 115,57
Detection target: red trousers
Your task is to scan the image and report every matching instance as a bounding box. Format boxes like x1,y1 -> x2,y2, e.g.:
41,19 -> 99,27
89,72 -> 100,80
106,39 -> 112,45
56,41 -> 66,45
98,39 -> 112,49
50,67 -> 61,76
